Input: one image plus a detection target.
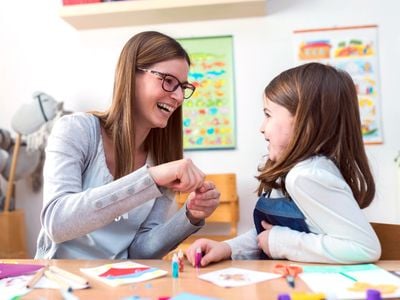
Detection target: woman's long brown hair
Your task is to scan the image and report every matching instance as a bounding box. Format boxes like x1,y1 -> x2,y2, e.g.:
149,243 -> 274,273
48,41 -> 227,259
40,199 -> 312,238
257,63 -> 375,208
92,31 -> 190,179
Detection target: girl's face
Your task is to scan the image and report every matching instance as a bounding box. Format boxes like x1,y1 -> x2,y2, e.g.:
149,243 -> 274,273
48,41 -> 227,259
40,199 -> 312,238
135,58 -> 190,129
260,97 -> 295,162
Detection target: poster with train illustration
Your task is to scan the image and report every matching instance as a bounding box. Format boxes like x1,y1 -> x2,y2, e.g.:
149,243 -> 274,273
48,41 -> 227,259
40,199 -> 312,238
178,36 -> 236,150
293,25 -> 383,144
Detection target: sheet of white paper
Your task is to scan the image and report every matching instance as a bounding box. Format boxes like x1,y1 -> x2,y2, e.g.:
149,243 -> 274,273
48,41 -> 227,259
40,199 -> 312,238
0,271 -> 88,299
0,275 -> 31,300
299,268 -> 400,299
34,274 -> 88,290
198,267 -> 281,288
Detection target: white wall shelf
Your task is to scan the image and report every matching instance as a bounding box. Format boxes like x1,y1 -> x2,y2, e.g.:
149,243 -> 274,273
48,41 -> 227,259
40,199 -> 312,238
59,0 -> 267,30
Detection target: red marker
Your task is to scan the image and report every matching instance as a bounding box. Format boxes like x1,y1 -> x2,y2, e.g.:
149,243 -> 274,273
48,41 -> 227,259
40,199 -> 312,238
178,250 -> 184,272
195,247 -> 202,268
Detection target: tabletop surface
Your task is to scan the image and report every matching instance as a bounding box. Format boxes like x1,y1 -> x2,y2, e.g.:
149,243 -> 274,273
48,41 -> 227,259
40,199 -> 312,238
3,259 -> 400,300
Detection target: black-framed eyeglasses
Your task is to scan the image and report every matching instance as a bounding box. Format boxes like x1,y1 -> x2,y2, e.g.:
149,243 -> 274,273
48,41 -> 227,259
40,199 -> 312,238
137,68 -> 196,99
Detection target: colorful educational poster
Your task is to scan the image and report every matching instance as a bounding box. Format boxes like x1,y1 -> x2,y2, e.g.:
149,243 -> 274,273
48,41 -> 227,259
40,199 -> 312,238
178,36 -> 236,150
293,25 -> 383,144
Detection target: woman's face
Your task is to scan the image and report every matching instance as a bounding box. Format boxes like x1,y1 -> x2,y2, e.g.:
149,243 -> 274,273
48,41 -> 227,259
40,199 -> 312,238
260,97 -> 295,162
135,58 -> 190,129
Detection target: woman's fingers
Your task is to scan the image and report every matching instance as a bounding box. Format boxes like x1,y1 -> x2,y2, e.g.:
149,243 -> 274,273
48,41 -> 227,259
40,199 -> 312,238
149,158 -> 205,192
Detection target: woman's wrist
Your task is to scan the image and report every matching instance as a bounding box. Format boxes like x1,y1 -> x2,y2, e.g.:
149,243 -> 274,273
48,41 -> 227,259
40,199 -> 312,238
185,209 -> 203,225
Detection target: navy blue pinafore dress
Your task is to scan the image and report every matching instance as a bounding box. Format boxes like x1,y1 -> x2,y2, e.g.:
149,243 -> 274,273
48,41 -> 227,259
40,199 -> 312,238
253,192 -> 310,259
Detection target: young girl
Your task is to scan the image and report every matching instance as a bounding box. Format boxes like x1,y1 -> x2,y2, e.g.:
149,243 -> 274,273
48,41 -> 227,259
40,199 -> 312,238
186,62 -> 381,265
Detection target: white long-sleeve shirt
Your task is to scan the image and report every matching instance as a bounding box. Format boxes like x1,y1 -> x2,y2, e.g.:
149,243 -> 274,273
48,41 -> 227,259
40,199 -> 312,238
226,156 -> 381,264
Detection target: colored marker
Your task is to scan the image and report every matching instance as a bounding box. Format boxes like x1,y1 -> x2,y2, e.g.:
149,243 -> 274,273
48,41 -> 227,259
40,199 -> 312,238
286,274 -> 295,288
277,293 -> 291,300
171,253 -> 179,278
291,292 -> 325,300
177,250 -> 184,272
366,289 -> 382,300
195,247 -> 202,268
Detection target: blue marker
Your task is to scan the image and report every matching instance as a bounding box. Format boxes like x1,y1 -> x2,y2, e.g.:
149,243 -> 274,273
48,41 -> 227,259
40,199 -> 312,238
172,253 -> 179,278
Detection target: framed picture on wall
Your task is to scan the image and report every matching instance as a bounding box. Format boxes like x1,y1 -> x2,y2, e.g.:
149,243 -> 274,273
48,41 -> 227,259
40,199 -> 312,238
178,35 -> 236,150
293,25 -> 383,144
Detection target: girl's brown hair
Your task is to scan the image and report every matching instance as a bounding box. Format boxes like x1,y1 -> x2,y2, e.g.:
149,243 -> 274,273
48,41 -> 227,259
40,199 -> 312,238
257,63 -> 375,208
93,31 -> 190,179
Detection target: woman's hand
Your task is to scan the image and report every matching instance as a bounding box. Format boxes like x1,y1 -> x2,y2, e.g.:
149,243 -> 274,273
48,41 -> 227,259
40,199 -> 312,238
148,158 -> 205,192
257,220 -> 273,257
186,238 -> 232,267
186,181 -> 220,222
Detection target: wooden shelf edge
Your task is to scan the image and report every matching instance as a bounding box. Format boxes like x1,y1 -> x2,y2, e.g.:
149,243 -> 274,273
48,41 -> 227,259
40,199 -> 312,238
59,0 -> 267,30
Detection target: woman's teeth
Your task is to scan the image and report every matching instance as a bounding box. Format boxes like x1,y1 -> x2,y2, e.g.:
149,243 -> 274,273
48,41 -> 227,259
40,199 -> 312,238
157,103 -> 173,112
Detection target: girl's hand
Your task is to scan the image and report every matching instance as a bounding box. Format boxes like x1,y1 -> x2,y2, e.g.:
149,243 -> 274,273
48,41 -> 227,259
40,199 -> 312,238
186,238 -> 232,267
186,181 -> 220,222
257,220 -> 273,257
148,158 -> 205,192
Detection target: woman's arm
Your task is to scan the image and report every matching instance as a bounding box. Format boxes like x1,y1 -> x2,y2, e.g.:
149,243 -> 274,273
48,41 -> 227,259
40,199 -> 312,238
41,114 -> 162,243
128,194 -> 204,258
128,182 -> 220,258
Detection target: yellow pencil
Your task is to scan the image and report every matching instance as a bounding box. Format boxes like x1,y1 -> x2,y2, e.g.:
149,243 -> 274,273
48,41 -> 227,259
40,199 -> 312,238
44,270 -> 72,292
26,267 -> 45,289
49,265 -> 89,286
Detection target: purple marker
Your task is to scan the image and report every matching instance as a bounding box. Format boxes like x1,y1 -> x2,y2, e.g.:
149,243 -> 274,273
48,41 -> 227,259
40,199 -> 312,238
366,289 -> 382,300
195,247 -> 202,268
277,293 -> 290,300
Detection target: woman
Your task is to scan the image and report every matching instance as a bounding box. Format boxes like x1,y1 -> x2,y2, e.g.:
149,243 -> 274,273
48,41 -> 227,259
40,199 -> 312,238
36,31 -> 220,259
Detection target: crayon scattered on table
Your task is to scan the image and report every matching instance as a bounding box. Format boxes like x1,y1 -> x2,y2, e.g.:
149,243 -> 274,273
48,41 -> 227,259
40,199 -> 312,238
44,270 -> 73,292
49,266 -> 89,286
26,267 -> 45,289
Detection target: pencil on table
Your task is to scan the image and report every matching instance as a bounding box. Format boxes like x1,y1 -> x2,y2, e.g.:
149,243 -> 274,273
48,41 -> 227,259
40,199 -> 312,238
26,267 -> 45,289
49,265 -> 89,285
44,270 -> 73,292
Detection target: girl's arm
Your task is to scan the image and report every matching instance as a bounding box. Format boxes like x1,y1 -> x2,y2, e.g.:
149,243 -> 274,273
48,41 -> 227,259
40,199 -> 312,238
224,229 -> 261,259
268,157 -> 381,264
